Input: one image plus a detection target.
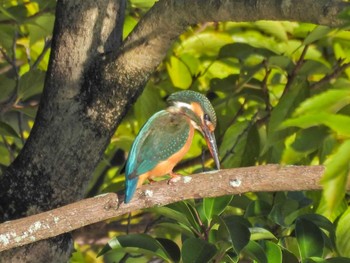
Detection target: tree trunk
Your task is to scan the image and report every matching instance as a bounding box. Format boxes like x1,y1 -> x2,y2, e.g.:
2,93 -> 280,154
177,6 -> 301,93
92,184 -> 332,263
0,0 -> 128,261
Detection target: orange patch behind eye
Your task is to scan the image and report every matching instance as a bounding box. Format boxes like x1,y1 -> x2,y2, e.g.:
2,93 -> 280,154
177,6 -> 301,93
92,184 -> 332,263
191,102 -> 204,119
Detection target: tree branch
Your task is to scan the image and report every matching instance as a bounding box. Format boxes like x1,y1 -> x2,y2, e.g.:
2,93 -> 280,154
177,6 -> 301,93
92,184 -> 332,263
0,164 -> 335,252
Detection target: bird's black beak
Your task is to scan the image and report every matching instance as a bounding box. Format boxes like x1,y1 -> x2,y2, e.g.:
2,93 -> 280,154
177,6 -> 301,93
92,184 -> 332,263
202,125 -> 220,170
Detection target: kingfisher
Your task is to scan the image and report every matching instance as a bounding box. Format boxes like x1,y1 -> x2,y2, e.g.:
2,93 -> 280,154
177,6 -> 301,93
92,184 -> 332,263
124,90 -> 220,203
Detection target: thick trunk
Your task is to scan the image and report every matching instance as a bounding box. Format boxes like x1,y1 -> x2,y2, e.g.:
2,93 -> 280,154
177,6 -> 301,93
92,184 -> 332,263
0,0 -> 127,261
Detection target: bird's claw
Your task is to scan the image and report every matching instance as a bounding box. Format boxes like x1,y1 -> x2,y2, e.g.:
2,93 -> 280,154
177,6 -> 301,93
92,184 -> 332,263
167,172 -> 181,184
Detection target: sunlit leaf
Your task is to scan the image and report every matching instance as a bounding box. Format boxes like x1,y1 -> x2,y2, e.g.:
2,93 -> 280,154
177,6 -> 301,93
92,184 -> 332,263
166,55 -> 192,89
265,241 -> 283,263
250,227 -> 277,241
336,207 -> 350,257
178,31 -> 233,56
321,139 -> 350,214
283,113 -> 350,138
294,89 -> 350,115
303,26 -> 333,45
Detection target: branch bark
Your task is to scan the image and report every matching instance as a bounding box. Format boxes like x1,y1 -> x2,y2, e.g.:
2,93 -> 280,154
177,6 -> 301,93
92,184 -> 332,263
0,165 -> 331,252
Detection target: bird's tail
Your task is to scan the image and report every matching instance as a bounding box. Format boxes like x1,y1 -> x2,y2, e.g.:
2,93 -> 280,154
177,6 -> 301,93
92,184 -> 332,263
124,176 -> 138,203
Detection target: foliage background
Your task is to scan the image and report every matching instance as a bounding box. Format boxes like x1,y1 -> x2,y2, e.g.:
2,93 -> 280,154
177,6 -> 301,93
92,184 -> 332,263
1,0 -> 350,262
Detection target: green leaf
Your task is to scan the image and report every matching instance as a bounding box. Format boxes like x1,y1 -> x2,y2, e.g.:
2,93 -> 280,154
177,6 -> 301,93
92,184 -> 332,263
264,77 -> 308,154
157,238 -> 181,262
203,195 -> 233,222
242,240 -> 267,263
220,121 -> 250,168
210,74 -> 238,93
167,202 -> 201,234
290,126 -> 329,153
336,207 -> 350,257
298,214 -> 336,249
255,21 -> 288,41
222,215 -> 251,254
250,227 -> 277,241
151,206 -> 191,229
321,139 -> 350,214
123,15 -> 138,39
181,238 -> 217,263
294,89 -> 350,115
265,241 -> 283,263
178,31 -> 233,56
295,218 -> 324,260
268,55 -> 293,71
0,75 -> 15,101
26,14 -> 55,44
166,55 -> 192,89
298,60 -> 331,76
245,200 -> 271,218
155,222 -> 194,238
281,248 -> 299,263
219,42 -> 277,60
282,113 -> 350,138
303,26 -> 333,45
98,234 -> 173,261
268,198 -> 299,226
327,258 -> 350,263
18,69 -> 45,101
0,121 -> 19,138
134,86 -> 165,123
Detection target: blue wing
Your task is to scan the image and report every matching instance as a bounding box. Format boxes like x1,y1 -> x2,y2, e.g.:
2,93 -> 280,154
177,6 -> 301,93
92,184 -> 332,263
124,110 -> 190,203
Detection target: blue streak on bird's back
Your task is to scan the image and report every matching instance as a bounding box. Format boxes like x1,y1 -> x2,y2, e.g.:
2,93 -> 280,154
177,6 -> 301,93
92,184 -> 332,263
124,111 -> 167,203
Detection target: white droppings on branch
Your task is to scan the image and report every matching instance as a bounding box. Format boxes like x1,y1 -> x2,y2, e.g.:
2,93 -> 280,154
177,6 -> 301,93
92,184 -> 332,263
183,176 -> 192,183
144,189 -> 154,197
0,234 -> 10,245
203,170 -> 220,174
230,179 -> 242,187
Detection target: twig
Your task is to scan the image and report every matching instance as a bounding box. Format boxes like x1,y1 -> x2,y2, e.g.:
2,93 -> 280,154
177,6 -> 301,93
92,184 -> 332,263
262,60 -> 272,112
17,112 -> 25,144
282,45 -> 309,96
310,59 -> 350,89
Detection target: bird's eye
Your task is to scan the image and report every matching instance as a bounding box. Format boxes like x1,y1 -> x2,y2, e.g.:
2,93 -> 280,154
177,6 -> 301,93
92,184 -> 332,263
204,113 -> 211,121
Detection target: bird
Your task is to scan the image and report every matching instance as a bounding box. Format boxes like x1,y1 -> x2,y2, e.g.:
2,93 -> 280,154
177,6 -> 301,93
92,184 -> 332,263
124,90 -> 220,203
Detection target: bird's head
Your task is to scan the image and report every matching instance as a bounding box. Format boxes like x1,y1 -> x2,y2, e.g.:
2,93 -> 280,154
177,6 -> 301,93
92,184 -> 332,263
167,90 -> 220,170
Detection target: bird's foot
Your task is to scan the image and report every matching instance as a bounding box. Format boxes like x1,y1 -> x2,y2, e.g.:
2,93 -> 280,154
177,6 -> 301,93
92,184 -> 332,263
148,178 -> 156,184
168,172 -> 182,184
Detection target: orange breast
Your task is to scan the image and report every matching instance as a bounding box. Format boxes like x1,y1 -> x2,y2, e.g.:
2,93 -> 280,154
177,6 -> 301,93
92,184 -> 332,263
136,121 -> 195,188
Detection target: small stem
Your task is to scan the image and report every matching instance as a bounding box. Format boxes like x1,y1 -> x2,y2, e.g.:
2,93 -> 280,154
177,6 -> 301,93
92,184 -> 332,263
310,59 -> 350,89
282,44 -> 309,96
